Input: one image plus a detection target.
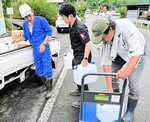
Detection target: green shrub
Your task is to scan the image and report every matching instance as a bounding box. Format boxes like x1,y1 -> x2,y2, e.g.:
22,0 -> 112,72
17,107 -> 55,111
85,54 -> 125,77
117,6 -> 127,18
10,0 -> 24,19
1,0 -> 11,17
73,1 -> 88,20
10,0 -> 58,25
5,18 -> 19,33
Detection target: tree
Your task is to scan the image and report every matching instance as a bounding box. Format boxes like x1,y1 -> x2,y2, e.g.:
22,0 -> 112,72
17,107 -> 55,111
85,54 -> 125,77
8,0 -> 58,25
2,0 -> 11,17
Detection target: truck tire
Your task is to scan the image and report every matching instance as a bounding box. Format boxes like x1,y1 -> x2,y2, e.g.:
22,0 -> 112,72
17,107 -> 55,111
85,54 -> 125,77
25,69 -> 35,79
34,74 -> 43,86
25,69 -> 42,85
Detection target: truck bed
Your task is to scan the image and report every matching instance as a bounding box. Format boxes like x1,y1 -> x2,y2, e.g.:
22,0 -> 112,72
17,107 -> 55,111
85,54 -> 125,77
0,37 -> 60,90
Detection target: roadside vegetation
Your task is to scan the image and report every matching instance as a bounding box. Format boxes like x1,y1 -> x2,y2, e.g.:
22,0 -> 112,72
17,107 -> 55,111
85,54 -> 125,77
73,1 -> 88,21
2,0 -> 150,31
2,0 -> 58,27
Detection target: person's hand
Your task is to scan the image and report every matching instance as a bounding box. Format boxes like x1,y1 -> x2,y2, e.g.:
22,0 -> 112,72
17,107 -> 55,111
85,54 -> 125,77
81,58 -> 88,67
107,87 -> 113,93
12,38 -> 19,44
116,69 -> 130,80
39,43 -> 45,52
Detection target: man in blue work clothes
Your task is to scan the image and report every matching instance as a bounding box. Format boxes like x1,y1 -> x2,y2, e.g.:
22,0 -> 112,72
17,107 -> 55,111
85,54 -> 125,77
12,4 -> 53,99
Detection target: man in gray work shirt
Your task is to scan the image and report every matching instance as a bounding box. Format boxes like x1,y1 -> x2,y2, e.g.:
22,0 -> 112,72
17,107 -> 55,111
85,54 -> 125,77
91,18 -> 146,122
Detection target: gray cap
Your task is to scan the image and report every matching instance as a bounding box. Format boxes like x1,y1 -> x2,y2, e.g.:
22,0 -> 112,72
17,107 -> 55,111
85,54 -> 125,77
91,18 -> 109,44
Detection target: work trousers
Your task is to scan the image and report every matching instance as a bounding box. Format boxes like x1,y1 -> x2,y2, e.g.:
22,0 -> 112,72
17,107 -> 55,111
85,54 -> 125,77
112,54 -> 146,99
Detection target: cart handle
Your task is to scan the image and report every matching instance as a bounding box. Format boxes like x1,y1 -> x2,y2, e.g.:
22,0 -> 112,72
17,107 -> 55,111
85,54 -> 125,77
80,73 -> 127,122
81,73 -> 116,86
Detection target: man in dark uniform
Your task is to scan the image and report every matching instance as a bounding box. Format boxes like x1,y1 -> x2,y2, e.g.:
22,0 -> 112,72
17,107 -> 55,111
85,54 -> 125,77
59,3 -> 92,108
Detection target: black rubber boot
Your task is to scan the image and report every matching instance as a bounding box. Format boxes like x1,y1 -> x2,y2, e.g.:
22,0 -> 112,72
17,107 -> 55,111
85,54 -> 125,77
45,77 -> 53,99
38,75 -> 47,93
121,97 -> 138,122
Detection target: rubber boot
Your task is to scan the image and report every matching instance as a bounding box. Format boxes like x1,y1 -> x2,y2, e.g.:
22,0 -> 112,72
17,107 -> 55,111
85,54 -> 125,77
121,97 -> 138,122
45,77 -> 53,99
38,75 -> 47,93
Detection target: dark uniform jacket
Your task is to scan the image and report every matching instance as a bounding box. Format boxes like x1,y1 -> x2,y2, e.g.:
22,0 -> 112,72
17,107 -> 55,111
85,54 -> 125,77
69,19 -> 92,67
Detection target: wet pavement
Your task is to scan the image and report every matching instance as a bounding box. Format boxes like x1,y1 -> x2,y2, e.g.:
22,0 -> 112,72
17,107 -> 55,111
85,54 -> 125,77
0,56 -> 63,122
1,14 -> 150,122
0,26 -> 67,122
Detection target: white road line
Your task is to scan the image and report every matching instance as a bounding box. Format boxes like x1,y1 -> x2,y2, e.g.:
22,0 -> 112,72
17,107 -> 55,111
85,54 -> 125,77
37,67 -> 68,122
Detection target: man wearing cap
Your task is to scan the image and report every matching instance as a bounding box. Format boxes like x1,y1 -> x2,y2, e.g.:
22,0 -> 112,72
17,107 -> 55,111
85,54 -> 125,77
92,18 -> 146,122
59,3 -> 92,109
12,4 -> 53,99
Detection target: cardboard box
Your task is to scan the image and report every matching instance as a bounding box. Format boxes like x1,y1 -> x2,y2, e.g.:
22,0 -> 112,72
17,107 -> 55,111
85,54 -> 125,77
17,41 -> 30,48
12,30 -> 23,39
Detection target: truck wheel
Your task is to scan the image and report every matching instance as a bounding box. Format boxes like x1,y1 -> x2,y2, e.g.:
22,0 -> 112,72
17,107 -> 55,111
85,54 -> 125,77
34,74 -> 43,86
25,69 -> 35,79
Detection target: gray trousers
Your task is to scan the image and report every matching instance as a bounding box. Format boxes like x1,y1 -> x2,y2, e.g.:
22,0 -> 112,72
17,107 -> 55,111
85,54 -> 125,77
112,54 -> 146,99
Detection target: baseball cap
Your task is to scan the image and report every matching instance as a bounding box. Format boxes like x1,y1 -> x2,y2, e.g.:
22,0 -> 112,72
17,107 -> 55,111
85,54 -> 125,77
91,18 -> 109,44
19,4 -> 32,18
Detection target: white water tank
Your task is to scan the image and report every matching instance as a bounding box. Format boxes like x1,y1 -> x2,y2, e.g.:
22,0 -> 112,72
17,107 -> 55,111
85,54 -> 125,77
4,42 -> 17,50
96,102 -> 124,122
0,43 -> 9,53
0,42 -> 17,53
73,62 -> 98,85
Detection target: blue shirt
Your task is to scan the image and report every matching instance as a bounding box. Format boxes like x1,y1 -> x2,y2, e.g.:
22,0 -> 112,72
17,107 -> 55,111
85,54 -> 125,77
23,16 -> 52,47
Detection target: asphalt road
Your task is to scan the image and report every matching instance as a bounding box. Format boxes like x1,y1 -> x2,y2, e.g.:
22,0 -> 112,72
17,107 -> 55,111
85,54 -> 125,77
0,27 -> 65,122
48,14 -> 150,122
0,14 -> 150,122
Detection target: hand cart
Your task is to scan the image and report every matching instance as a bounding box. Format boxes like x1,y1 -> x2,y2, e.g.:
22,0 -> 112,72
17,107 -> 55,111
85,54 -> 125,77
79,73 -> 127,122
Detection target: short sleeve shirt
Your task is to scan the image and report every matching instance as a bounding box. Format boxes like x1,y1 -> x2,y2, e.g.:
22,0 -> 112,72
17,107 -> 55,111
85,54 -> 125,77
69,19 -> 90,57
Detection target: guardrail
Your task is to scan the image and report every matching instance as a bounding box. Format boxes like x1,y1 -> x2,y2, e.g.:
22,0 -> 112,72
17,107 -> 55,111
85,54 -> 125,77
127,18 -> 150,28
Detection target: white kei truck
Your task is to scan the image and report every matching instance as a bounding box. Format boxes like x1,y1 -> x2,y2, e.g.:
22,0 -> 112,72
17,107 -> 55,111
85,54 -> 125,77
0,36 -> 60,90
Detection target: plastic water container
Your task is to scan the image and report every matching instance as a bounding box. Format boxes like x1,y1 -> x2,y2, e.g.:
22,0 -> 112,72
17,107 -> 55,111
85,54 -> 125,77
9,43 -> 17,50
4,42 -> 17,50
96,104 -> 123,122
0,43 -> 10,53
63,51 -> 73,69
73,62 -> 98,85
